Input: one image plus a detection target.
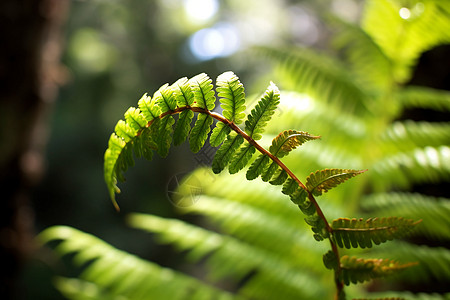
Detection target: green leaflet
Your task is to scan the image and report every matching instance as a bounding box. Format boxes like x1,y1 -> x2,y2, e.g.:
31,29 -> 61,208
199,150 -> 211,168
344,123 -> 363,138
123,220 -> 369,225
104,133 -> 126,201
133,128 -> 156,161
282,178 -> 298,196
172,77 -> 194,107
340,255 -> 417,286
216,71 -> 246,124
331,217 -> 422,249
138,93 -> 160,122
212,133 -> 244,174
210,122 -> 231,147
306,169 -> 367,196
228,144 -> 256,174
190,114 -> 213,153
124,107 -> 147,131
114,120 -> 137,142
246,154 -> 270,180
290,187 -> 308,206
268,167 -> 288,185
244,82 -> 280,140
190,73 -> 215,110
323,250 -> 338,270
269,130 -> 320,158
154,83 -> 177,113
154,115 -> 175,157
174,110 -> 194,146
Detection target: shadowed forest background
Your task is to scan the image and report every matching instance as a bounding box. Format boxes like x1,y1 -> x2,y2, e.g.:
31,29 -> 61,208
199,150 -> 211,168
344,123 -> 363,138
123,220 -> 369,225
1,0 -> 449,299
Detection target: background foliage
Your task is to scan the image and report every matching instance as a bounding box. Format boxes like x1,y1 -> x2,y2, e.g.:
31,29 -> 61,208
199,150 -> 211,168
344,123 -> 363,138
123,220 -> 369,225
28,0 -> 449,299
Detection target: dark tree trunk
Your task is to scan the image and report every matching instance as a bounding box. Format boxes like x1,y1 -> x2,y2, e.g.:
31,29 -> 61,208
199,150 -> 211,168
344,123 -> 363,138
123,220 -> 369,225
0,0 -> 68,298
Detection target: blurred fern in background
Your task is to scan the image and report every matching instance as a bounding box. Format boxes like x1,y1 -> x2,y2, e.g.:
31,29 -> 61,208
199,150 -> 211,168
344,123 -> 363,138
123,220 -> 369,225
39,0 -> 450,299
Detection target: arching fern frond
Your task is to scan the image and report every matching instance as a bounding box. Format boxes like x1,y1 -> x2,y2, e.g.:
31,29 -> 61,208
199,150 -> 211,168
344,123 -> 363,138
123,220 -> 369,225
128,213 -> 326,300
379,121 -> 450,153
38,226 -> 238,300
330,16 -> 393,92
364,241 -> 450,284
257,47 -> 369,114
394,86 -> 450,112
361,193 -> 450,240
101,69 -> 426,298
180,195 -> 325,271
331,217 -> 421,249
372,146 -> 450,189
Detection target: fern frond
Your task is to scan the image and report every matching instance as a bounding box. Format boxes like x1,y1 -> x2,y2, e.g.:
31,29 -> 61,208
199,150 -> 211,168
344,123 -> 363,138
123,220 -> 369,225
181,195 -> 324,269
216,71 -> 246,124
38,226 -> 238,300
361,192 -> 450,240
306,169 -> 367,196
258,47 -> 369,114
340,255 -> 417,285
189,73 -> 215,110
228,144 -> 256,174
362,0 -> 450,83
330,16 -> 393,92
266,91 -> 367,140
364,241 -> 450,284
244,82 -> 280,140
395,85 -> 450,112
128,213 -> 326,299
380,121 -> 450,152
372,145 -> 450,189
269,130 -> 320,158
211,132 -> 244,174
331,217 -> 421,249
189,113 -> 213,153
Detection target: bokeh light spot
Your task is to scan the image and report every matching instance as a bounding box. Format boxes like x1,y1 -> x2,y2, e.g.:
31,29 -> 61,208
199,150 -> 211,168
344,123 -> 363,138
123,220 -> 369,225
183,0 -> 219,24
